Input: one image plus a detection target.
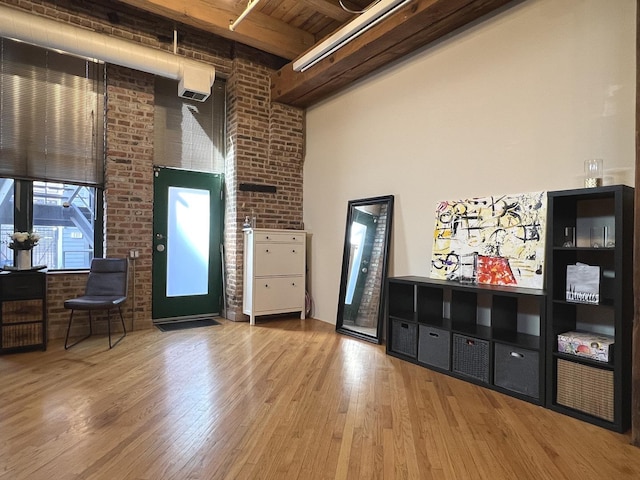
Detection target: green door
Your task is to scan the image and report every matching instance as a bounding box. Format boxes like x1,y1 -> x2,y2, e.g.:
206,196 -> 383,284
152,167 -> 223,321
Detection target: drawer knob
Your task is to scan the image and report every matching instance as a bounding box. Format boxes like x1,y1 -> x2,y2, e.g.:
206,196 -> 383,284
265,249 -> 269,253
265,284 -> 269,288
292,249 -> 296,253
265,236 -> 269,239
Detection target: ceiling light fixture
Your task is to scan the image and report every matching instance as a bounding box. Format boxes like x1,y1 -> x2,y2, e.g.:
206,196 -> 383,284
292,0 -> 412,73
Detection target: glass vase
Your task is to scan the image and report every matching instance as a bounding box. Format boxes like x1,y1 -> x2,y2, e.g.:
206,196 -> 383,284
584,159 -> 603,188
15,249 -> 32,270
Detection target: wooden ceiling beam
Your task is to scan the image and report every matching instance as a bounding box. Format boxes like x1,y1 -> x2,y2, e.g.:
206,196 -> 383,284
303,0 -> 353,22
271,0 -> 516,107
117,0 -> 315,59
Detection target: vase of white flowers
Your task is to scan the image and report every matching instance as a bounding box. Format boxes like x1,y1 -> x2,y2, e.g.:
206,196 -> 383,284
8,232 -> 40,270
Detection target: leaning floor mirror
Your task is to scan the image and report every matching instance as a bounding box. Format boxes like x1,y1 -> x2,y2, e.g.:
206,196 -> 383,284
336,195 -> 394,343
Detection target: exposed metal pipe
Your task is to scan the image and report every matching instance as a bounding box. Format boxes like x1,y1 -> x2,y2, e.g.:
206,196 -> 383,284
0,4 -> 215,100
229,0 -> 261,32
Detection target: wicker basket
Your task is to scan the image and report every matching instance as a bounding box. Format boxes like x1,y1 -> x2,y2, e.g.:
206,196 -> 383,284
390,320 -> 417,357
2,323 -> 43,349
2,299 -> 42,323
556,359 -> 614,422
452,334 -> 489,383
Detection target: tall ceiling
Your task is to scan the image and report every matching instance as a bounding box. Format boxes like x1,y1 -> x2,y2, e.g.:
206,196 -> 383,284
115,0 -> 374,60
114,0 -> 517,107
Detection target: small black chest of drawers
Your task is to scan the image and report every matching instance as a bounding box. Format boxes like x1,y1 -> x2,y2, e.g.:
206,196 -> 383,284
0,270 -> 47,353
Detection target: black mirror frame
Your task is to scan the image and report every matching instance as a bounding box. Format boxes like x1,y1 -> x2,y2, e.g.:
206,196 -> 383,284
336,194 -> 394,344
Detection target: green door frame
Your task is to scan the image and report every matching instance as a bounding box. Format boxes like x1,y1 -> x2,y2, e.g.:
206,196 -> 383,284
152,166 -> 224,320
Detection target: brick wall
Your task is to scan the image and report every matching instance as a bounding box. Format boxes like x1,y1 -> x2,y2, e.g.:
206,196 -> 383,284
2,0 -> 305,338
224,54 -> 305,320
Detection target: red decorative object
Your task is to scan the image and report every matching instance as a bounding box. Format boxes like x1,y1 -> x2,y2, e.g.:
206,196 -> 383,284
476,255 -> 516,285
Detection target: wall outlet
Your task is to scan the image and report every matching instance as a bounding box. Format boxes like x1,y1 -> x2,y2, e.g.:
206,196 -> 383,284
129,249 -> 139,259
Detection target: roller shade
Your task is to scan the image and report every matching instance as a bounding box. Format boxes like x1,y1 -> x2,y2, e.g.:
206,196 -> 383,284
0,37 -> 105,186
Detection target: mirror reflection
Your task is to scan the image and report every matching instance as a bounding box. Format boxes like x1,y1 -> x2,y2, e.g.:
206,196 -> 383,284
336,195 -> 394,343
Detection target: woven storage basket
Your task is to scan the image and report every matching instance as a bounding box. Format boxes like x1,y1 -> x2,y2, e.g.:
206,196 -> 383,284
556,359 -> 614,422
390,320 -> 417,357
2,323 -> 43,349
452,334 -> 489,383
2,299 -> 42,323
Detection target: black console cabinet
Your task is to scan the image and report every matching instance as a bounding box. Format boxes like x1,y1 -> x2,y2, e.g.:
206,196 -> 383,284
387,276 -> 546,405
0,271 -> 47,353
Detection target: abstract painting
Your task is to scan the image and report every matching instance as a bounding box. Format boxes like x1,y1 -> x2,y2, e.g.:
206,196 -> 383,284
430,191 -> 547,289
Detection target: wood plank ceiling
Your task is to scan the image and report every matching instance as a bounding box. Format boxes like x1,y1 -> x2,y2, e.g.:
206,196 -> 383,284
116,0 -> 517,107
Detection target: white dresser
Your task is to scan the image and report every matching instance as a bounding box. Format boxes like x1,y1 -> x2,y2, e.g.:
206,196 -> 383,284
243,228 -> 306,325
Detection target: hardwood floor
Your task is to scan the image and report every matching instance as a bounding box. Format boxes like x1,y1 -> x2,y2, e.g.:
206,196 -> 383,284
1,317 -> 639,479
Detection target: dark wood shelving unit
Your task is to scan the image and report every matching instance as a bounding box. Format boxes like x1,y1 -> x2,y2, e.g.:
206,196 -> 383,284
546,185 -> 633,432
387,276 -> 546,405
385,185 -> 634,430
0,270 -> 47,354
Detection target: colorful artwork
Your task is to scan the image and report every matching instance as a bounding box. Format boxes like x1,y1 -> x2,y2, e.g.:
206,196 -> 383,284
430,191 -> 546,289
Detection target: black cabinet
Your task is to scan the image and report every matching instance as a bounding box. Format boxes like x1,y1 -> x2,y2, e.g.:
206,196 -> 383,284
0,271 -> 47,353
546,185 -> 633,432
387,276 -> 546,404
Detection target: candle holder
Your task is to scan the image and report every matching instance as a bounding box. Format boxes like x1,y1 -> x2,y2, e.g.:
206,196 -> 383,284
584,159 -> 603,188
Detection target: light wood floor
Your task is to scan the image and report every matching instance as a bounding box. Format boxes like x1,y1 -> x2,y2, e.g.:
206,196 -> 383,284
1,317 -> 639,480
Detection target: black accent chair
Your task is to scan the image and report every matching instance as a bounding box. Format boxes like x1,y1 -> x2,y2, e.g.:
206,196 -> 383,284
64,258 -> 128,349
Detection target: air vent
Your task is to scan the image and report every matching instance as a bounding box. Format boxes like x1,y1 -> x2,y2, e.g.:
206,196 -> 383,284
179,90 -> 209,102
178,66 -> 212,102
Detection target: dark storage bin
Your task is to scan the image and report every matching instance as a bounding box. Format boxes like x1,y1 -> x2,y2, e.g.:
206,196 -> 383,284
452,334 -> 489,383
494,343 -> 539,399
418,325 -> 450,370
390,319 -> 417,358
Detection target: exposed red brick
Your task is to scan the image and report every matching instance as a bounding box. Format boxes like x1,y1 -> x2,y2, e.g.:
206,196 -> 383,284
6,0 -> 304,334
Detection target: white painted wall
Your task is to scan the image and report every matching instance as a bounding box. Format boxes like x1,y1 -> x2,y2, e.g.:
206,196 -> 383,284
303,0 -> 636,325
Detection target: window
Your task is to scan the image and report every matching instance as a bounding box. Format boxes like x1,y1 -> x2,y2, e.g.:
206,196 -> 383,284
0,177 -> 14,267
0,179 -> 103,269
33,182 -> 102,269
0,38 -> 105,269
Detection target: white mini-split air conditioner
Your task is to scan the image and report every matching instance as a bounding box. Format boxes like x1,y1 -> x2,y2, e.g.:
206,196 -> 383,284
292,0 -> 412,73
178,65 -> 214,102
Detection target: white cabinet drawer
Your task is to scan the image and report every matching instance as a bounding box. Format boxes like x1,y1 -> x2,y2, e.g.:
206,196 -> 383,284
254,243 -> 304,276
253,276 -> 304,312
243,228 -> 307,324
253,231 -> 304,244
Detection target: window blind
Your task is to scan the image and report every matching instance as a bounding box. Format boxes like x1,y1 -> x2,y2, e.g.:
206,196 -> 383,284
154,76 -> 225,174
0,38 -> 105,186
